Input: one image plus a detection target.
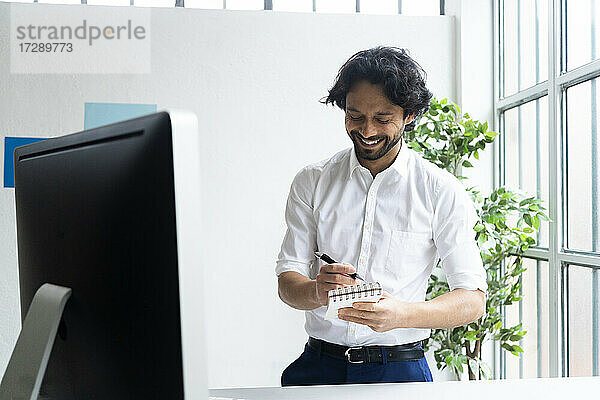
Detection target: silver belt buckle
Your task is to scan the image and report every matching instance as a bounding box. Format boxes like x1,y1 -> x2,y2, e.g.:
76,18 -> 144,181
345,347 -> 364,364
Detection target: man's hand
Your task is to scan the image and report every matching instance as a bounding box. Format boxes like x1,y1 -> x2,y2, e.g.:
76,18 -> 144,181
315,263 -> 357,306
338,291 -> 410,332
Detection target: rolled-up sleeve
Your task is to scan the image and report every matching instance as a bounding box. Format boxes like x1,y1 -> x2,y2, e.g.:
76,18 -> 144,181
432,177 -> 487,293
275,167 -> 318,278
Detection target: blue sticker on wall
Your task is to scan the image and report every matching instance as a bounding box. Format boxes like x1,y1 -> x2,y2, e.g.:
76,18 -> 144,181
84,102 -> 157,130
4,137 -> 48,188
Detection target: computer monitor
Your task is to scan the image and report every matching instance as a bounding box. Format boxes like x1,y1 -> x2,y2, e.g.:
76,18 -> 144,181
4,110 -> 207,399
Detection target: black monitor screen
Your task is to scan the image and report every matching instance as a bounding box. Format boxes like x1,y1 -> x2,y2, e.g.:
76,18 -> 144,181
14,112 -> 185,399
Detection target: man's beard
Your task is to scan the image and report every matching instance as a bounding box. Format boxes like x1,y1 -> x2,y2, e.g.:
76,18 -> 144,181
350,129 -> 403,161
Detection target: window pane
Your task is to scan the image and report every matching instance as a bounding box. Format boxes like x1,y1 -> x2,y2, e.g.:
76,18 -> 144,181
316,0 -> 355,14
360,0 -> 397,15
38,0 -> 81,4
503,0 -> 548,97
135,0 -> 174,7
565,264 -> 600,377
401,0 -> 438,16
186,0 -> 222,9
87,0 -> 130,6
565,78 -> 600,253
503,97 -> 550,248
504,258 -> 550,379
565,0 -> 600,71
273,0 -> 312,12
226,0 -> 263,10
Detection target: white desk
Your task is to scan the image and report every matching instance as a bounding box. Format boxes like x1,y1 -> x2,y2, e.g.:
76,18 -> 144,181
209,376 -> 600,400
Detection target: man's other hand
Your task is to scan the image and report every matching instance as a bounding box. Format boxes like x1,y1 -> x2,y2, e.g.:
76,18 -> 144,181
338,291 -> 408,332
315,263 -> 357,306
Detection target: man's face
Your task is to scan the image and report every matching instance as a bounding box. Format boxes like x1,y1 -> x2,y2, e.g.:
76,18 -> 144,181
345,80 -> 413,161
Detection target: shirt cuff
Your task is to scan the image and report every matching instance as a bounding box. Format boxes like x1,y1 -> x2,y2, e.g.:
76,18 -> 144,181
441,245 -> 488,293
446,272 -> 488,292
275,259 -> 312,278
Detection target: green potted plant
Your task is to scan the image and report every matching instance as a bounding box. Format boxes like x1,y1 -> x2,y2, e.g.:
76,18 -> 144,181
404,98 -> 550,380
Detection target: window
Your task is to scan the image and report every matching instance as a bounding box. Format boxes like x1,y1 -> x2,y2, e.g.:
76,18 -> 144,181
563,264 -> 600,377
224,0 -> 263,10
502,97 -> 549,248
360,0 -> 397,15
185,0 -> 222,9
87,0 -> 129,5
565,78 -> 600,254
565,0 -> 600,71
18,0 -> 443,14
134,0 -> 174,7
496,0 -> 600,379
401,0 -> 439,16
37,0 -> 81,4
273,0 -> 313,12
501,0 -> 548,97
504,258 -> 550,379
315,0 -> 355,14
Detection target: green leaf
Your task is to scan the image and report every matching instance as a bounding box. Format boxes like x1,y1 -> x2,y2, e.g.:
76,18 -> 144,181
478,233 -> 488,246
512,345 -> 524,353
445,355 -> 453,366
523,214 -> 532,227
462,160 -> 473,168
465,331 -> 478,341
501,343 -> 514,352
480,361 -> 492,379
494,321 -> 502,330
410,142 -> 423,152
454,358 -> 464,374
468,358 -> 479,375
532,215 -> 540,230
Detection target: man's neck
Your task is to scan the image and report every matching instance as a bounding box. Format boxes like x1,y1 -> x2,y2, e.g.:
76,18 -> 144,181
357,141 -> 402,178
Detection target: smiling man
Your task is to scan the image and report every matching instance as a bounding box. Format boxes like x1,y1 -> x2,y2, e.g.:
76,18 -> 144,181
276,47 -> 487,386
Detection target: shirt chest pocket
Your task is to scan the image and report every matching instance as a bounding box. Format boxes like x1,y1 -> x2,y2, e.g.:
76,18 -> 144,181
384,230 -> 435,280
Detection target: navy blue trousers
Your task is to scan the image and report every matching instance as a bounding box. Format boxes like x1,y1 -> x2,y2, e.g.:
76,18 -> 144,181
281,341 -> 433,386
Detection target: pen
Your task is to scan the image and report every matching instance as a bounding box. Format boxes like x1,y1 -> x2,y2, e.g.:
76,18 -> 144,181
314,251 -> 365,282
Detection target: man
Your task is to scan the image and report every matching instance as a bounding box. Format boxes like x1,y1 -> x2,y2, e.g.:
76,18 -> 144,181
276,47 -> 487,386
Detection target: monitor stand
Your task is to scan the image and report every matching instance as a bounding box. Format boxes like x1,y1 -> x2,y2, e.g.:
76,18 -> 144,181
0,283 -> 71,400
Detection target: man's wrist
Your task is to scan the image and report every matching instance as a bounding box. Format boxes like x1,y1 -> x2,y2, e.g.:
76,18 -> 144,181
396,300 -> 422,329
310,279 -> 322,308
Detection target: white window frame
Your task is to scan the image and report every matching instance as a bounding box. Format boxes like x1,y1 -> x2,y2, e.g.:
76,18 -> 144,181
494,0 -> 600,379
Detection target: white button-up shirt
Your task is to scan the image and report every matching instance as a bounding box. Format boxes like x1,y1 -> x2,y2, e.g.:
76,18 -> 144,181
276,140 -> 487,346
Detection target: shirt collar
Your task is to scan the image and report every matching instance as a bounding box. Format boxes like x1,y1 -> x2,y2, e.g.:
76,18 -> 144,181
347,138 -> 410,181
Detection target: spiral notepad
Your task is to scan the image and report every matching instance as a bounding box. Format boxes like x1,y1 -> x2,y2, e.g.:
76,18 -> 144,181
325,282 -> 383,320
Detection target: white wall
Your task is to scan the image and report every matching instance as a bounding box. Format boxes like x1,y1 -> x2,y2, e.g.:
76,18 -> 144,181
0,1 -> 495,389
446,0 -> 496,194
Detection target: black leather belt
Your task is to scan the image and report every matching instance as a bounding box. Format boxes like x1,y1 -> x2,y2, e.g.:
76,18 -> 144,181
308,337 -> 424,363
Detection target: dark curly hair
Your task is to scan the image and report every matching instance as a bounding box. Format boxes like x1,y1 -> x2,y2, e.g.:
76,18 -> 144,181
322,47 -> 433,132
